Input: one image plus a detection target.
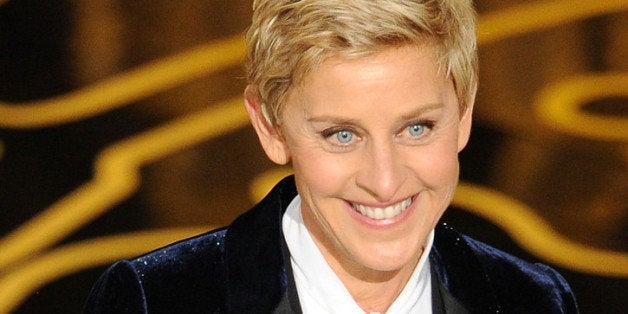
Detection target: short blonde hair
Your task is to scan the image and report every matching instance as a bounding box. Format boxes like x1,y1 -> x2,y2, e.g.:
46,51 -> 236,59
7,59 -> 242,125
246,0 -> 478,123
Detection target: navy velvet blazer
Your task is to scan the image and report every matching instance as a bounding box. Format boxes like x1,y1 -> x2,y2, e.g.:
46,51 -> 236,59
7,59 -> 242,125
84,176 -> 578,313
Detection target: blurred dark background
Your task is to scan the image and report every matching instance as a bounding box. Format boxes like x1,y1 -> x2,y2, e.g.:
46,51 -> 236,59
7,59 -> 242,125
0,0 -> 626,313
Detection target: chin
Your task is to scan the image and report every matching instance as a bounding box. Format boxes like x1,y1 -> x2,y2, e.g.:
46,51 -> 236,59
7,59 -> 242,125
352,246 -> 422,274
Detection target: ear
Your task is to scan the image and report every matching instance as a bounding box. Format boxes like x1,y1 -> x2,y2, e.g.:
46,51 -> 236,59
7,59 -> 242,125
244,85 -> 291,165
457,87 -> 476,152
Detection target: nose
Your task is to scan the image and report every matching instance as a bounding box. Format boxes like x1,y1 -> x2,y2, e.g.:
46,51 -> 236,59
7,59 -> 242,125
355,139 -> 406,202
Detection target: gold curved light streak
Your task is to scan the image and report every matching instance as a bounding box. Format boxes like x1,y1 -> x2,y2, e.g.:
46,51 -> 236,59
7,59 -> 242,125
453,183 -> 628,277
477,0 -> 628,45
534,73 -> 628,141
0,34 -> 245,129
249,170 -> 628,277
249,167 -> 295,202
0,227 -> 214,314
0,97 -> 249,271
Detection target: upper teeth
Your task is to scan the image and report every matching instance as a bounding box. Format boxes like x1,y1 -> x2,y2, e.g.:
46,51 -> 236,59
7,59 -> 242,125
352,198 -> 412,220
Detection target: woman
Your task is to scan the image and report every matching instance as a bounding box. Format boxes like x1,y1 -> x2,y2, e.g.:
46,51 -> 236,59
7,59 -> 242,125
85,0 -> 578,313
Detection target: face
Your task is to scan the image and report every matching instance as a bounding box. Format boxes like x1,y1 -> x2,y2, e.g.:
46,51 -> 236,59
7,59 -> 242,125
247,45 -> 473,281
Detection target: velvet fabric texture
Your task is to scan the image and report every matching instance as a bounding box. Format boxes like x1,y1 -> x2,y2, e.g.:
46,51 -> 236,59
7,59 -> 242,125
84,176 -> 578,313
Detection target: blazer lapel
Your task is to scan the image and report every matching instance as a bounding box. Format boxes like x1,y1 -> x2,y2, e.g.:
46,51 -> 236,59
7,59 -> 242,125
430,262 -> 470,314
429,223 -> 501,313
224,176 -> 300,313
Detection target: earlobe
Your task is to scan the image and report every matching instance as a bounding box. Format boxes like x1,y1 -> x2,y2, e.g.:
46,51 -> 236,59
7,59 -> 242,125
244,85 -> 292,165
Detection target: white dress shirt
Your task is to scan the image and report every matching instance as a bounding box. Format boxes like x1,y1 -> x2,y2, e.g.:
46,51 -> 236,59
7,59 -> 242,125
282,195 -> 434,314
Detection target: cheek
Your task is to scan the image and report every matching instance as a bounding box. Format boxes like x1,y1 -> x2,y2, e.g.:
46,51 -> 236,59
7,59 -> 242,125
291,148 -> 356,196
408,141 -> 460,189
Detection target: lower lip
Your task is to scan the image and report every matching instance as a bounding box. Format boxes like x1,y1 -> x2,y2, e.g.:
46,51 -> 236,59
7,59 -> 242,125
346,196 -> 417,228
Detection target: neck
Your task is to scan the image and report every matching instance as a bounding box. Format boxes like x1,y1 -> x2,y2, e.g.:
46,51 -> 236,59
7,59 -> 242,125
347,267 -> 418,313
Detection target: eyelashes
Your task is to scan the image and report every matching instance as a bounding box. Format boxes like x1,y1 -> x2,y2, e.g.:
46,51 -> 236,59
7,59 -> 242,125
319,127 -> 345,139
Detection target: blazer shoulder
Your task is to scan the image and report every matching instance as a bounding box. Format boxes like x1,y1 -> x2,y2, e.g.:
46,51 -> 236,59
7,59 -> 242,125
85,227 -> 229,313
463,234 -> 578,312
84,260 -> 146,313
433,224 -> 578,313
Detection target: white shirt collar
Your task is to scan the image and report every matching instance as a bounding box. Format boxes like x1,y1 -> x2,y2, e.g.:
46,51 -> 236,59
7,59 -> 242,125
282,195 -> 434,314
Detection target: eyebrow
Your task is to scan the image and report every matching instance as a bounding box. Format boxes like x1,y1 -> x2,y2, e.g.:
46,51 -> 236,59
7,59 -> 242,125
398,103 -> 444,121
306,103 -> 444,124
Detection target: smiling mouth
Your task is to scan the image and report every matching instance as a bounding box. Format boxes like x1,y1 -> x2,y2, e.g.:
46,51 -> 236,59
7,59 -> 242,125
351,197 -> 413,220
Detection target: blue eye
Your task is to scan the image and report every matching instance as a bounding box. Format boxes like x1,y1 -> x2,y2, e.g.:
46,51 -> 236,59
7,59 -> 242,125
336,130 -> 353,143
408,124 -> 425,137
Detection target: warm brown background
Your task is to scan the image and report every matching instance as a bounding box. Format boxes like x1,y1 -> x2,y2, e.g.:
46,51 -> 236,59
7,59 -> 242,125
0,0 -> 626,313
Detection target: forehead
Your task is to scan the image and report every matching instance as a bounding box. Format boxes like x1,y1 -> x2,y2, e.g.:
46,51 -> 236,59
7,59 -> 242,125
293,40 -> 443,83
290,45 -> 451,107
